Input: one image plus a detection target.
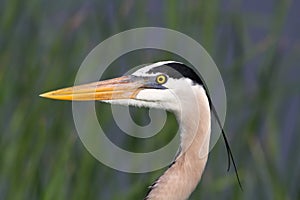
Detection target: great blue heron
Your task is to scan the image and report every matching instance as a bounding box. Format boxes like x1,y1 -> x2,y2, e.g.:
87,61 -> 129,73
40,61 -> 241,200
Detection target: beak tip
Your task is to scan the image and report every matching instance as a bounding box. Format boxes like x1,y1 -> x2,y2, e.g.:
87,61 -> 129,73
39,92 -> 51,99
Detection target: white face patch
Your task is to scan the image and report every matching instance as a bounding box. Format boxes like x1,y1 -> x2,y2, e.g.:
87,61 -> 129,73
135,77 -> 204,113
135,89 -> 177,110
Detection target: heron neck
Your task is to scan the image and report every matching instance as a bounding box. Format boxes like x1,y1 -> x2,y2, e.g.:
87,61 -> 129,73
145,88 -> 211,200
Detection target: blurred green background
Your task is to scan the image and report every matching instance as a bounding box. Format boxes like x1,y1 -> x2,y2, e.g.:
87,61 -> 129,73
1,0 -> 299,199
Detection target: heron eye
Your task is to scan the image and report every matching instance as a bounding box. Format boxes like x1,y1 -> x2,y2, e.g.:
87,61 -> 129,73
156,74 -> 167,84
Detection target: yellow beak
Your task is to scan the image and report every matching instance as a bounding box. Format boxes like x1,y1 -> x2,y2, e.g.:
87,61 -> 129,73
39,76 -> 146,101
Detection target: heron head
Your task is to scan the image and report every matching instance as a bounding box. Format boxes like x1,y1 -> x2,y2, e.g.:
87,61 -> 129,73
40,61 -> 207,113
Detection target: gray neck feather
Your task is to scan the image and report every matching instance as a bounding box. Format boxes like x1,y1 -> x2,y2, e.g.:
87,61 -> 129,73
145,87 -> 211,200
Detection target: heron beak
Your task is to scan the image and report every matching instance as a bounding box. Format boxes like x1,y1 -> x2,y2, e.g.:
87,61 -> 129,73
39,75 -> 146,101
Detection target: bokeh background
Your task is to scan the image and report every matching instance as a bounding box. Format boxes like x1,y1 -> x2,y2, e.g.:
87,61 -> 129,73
1,0 -> 299,199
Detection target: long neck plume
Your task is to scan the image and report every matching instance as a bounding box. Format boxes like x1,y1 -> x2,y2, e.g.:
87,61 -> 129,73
145,87 -> 211,200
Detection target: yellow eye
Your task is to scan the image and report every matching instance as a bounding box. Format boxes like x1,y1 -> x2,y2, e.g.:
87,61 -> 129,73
156,74 -> 167,84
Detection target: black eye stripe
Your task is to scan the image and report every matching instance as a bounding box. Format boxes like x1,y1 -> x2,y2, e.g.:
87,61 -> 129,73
147,63 -> 204,86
